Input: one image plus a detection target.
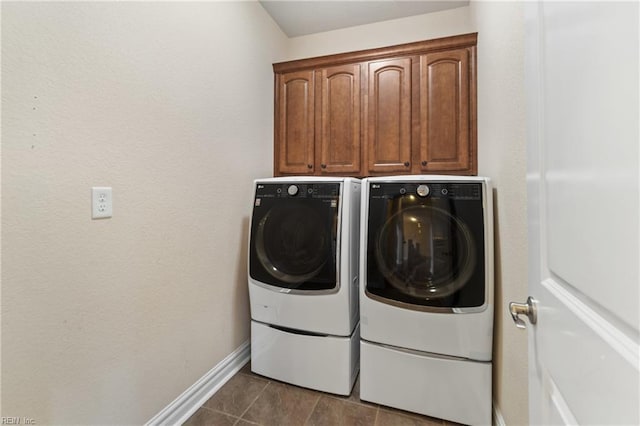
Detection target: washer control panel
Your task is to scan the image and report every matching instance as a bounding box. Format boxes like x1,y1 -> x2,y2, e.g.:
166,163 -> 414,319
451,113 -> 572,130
256,182 -> 340,199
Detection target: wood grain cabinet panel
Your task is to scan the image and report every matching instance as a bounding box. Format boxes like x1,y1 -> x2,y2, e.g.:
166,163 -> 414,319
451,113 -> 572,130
365,58 -> 412,174
316,64 -> 362,175
419,48 -> 475,174
275,70 -> 315,175
273,33 -> 477,177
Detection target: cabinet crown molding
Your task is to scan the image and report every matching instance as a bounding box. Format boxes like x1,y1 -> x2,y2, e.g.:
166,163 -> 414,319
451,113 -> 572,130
273,32 -> 477,73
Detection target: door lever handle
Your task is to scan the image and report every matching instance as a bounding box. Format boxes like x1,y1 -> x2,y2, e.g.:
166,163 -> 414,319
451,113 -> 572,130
509,296 -> 537,329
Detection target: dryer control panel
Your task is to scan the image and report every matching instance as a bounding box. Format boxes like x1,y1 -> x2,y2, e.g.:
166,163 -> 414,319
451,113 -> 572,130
370,182 -> 482,201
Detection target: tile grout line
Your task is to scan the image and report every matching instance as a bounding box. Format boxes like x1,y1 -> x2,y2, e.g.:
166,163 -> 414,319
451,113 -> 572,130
212,370 -> 446,425
198,406 -> 246,424
302,393 -> 322,425
234,380 -> 272,425
373,406 -> 380,426
231,414 -> 261,426
211,409 -> 243,424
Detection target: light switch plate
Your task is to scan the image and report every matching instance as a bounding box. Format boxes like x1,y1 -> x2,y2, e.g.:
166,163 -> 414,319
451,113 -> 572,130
92,187 -> 112,219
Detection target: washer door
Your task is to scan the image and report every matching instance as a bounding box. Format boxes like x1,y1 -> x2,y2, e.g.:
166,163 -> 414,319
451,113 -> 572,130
365,181 -> 486,309
249,182 -> 340,292
256,204 -> 330,284
375,205 -> 476,299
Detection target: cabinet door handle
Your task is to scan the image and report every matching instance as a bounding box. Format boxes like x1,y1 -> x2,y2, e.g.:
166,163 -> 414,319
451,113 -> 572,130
421,161 -> 427,166
404,161 -> 410,167
321,164 -> 327,169
307,164 -> 313,169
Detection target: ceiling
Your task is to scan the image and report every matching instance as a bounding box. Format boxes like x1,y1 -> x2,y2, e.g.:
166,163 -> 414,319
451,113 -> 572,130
259,1 -> 469,37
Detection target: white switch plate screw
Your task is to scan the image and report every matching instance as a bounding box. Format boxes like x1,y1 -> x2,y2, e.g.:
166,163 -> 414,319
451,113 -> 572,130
92,187 -> 112,219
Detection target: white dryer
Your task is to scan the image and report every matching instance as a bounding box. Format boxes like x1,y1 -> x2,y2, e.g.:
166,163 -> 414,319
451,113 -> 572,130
359,176 -> 494,425
248,177 -> 360,395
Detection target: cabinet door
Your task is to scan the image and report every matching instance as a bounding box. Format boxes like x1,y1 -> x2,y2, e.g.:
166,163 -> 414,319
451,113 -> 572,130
316,64 -> 362,175
275,70 -> 315,175
419,48 -> 474,174
365,58 -> 412,174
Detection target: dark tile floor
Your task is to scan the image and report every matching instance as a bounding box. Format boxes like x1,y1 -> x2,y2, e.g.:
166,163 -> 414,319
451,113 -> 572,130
183,363 -> 463,426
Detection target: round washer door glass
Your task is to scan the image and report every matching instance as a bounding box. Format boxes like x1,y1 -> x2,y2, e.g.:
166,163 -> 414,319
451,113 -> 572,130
256,203 -> 331,284
375,205 -> 476,299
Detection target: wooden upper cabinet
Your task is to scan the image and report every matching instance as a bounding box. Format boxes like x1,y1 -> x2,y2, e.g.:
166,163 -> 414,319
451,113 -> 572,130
419,48 -> 476,174
365,58 -> 413,175
275,70 -> 315,175
316,64 -> 362,175
273,33 -> 478,177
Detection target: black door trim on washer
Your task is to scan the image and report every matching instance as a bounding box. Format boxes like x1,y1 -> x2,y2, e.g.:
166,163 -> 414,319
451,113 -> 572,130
365,180 -> 487,311
249,182 -> 341,293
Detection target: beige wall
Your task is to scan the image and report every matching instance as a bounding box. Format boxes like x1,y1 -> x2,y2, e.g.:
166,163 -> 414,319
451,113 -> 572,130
2,2 -> 529,424
1,2 -> 287,423
469,1 -> 529,425
285,6 -> 473,60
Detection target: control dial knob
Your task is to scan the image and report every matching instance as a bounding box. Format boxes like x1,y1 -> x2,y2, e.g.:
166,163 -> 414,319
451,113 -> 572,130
287,185 -> 299,196
416,184 -> 430,197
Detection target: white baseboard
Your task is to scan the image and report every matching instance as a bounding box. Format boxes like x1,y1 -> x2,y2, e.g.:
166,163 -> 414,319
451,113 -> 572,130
493,400 -> 506,426
146,340 -> 250,426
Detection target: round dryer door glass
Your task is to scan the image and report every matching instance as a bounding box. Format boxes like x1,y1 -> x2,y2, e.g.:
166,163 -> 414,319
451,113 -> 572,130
256,204 -> 331,284
375,205 -> 476,298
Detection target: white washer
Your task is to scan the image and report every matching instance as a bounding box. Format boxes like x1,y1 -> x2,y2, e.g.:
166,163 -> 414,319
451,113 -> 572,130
248,177 -> 360,395
359,176 -> 494,425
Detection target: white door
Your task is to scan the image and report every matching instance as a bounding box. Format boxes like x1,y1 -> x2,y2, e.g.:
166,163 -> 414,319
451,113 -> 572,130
522,1 -> 639,425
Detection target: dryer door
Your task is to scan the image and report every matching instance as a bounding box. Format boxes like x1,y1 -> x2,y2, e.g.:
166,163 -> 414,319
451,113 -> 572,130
366,181 -> 486,310
250,182 -> 340,292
